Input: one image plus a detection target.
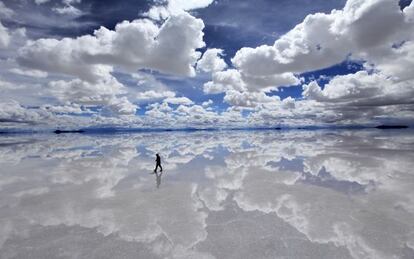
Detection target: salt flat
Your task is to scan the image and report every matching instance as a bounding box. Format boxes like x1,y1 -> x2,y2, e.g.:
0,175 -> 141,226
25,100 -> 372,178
0,130 -> 413,259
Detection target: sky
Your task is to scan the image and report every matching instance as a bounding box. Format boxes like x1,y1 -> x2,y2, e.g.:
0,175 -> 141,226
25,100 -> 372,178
0,0 -> 413,130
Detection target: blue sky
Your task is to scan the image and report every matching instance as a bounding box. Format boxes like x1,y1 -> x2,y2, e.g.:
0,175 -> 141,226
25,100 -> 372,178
0,0 -> 413,129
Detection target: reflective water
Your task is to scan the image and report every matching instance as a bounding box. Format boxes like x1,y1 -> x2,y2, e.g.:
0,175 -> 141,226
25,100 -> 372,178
0,130 -> 414,259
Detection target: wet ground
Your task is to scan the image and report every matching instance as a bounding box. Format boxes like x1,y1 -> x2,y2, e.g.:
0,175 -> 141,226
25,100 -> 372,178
0,129 -> 414,258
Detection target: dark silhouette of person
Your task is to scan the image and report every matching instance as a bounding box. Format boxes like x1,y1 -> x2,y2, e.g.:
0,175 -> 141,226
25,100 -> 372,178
154,153 -> 162,173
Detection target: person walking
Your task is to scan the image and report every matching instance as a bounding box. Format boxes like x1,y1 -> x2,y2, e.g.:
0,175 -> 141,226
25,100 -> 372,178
154,153 -> 163,173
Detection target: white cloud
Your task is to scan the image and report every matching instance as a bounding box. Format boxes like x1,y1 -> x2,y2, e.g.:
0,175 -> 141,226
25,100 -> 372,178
164,96 -> 194,105
135,90 -> 176,103
34,0 -> 82,7
48,81 -> 123,109
63,0 -> 82,4
0,78 -> 18,90
281,96 -> 296,109
145,0 -> 214,20
204,69 -> 299,94
9,68 -> 48,78
34,0 -> 51,4
41,103 -> 89,114
301,70 -> 414,124
365,40 -> 414,82
17,12 -> 205,80
232,0 -> 411,77
204,0 -> 414,126
53,5 -> 82,16
2,0 -> 414,129
145,6 -> 169,21
17,38 -> 112,82
197,48 -> 227,73
224,90 -> 280,108
145,102 -> 174,122
0,1 -> 14,18
174,104 -> 220,124
104,97 -> 138,116
242,73 -> 300,92
0,21 -> 10,48
167,0 -> 214,12
43,66 -> 138,117
226,0 -> 414,125
142,102 -> 246,128
202,99 -> 213,107
0,100 -> 46,125
203,69 -> 246,94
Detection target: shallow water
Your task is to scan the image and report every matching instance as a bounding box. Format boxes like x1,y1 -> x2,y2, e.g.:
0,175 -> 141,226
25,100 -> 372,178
0,130 -> 414,259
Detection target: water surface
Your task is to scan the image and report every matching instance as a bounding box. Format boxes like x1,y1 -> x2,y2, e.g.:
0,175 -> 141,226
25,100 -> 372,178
1,130 -> 414,258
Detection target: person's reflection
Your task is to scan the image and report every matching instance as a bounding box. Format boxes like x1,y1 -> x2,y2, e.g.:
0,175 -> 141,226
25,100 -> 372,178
151,171 -> 162,189
156,171 -> 162,188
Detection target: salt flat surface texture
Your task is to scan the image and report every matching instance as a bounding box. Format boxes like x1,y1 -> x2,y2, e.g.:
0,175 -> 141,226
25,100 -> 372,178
0,130 -> 414,259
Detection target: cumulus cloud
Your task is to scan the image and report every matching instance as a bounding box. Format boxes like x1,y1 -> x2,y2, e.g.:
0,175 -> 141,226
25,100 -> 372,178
17,12 -> 205,80
197,48 -> 227,73
166,0 -> 214,13
164,96 -> 194,105
0,100 -> 46,125
34,0 -> 51,4
0,78 -> 18,90
10,11 -> 207,125
104,97 -> 138,116
200,0 -> 414,125
224,90 -> 280,108
135,90 -> 176,103
204,69 -> 299,94
0,21 -> 10,48
174,104 -> 220,125
46,66 -> 123,106
42,65 -> 139,116
0,1 -> 14,18
145,0 -> 214,20
53,5 -> 82,16
232,0 -> 411,77
9,68 -> 48,78
202,99 -> 213,108
142,101 -> 246,128
303,71 -> 401,105
203,69 -> 246,94
1,0 -> 414,129
41,103 -> 90,114
300,70 -> 414,124
33,0 -> 83,15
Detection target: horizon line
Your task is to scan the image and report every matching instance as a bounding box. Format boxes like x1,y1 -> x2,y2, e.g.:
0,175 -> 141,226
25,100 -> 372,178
0,125 -> 411,135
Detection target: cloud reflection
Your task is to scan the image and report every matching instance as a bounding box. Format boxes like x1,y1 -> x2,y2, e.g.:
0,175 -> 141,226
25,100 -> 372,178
0,130 -> 413,258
